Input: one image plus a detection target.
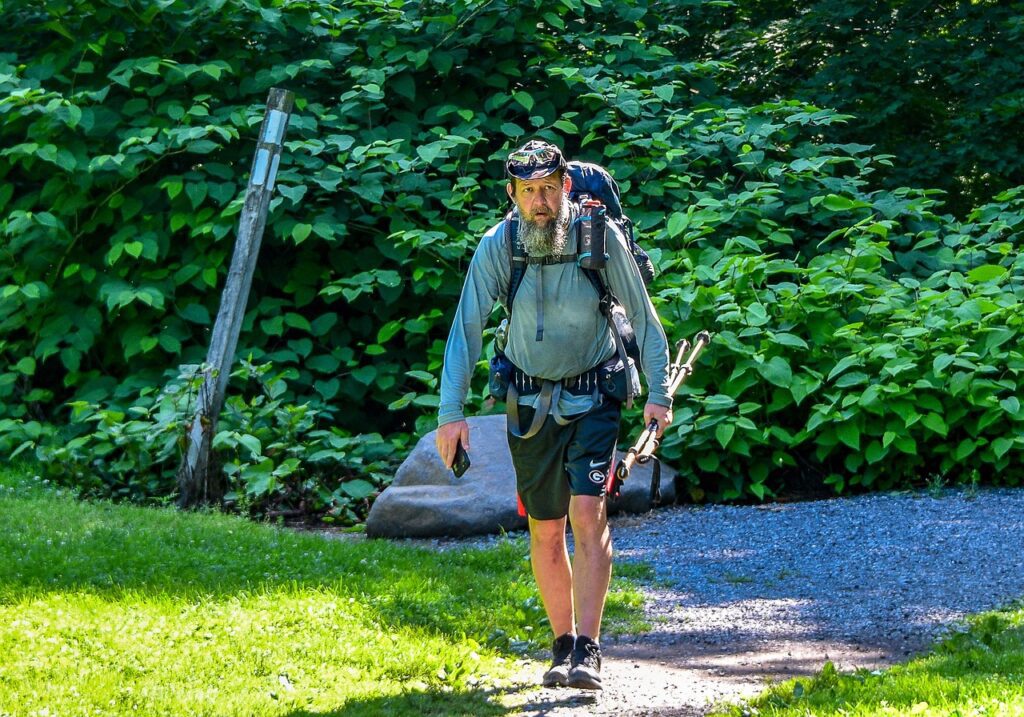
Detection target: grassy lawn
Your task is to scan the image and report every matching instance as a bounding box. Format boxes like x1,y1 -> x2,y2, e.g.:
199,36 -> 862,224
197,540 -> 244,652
713,606 -> 1024,717
0,468 -> 645,716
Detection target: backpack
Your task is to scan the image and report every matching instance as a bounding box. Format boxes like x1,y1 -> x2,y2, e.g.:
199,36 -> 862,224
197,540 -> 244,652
500,161 -> 654,406
504,161 -> 655,313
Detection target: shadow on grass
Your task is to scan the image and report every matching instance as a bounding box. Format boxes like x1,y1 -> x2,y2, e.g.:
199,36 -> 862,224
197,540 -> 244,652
0,483 -> 545,646
281,683 -> 610,717
282,687 -> 509,717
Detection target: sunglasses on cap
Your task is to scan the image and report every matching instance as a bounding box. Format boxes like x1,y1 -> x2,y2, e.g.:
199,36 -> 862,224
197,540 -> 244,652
505,141 -> 566,180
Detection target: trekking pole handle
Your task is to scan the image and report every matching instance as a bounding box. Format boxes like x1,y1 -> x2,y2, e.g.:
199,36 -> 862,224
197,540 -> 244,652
615,418 -> 659,482
667,331 -> 711,396
614,331 -> 713,486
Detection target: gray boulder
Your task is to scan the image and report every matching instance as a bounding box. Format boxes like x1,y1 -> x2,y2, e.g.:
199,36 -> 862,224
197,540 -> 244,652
365,413 -> 677,538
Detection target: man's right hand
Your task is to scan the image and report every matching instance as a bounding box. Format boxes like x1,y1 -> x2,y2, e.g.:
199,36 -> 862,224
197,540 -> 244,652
436,419 -> 470,469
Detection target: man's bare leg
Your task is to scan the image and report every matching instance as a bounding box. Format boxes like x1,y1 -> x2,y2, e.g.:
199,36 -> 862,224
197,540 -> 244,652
566,494 -> 610,689
529,515 -> 575,635
530,515 -> 577,686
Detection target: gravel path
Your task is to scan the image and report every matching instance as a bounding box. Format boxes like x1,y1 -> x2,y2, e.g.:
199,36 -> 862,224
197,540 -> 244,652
497,488 -> 1024,716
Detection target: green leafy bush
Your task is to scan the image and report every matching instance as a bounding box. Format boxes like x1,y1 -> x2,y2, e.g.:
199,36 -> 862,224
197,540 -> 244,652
1,0 -> 1021,508
660,187 -> 1024,501
0,360 -> 399,522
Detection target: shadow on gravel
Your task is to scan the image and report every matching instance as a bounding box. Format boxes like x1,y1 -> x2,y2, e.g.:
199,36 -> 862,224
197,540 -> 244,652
608,490 -> 1024,668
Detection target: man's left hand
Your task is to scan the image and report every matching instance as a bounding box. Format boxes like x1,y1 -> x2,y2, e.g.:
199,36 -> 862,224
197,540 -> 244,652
644,402 -> 673,439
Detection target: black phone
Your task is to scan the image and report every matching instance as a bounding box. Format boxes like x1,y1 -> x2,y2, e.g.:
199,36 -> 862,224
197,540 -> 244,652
452,441 -> 471,478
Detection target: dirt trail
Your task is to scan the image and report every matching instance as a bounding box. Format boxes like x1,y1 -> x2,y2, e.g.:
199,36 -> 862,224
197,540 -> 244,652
496,489 -> 1024,716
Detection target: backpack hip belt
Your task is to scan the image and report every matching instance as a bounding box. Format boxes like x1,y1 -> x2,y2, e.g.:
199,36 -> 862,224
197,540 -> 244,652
492,356 -> 634,440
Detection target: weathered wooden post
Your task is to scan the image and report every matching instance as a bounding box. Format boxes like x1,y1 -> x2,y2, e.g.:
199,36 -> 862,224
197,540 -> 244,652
177,87 -> 294,508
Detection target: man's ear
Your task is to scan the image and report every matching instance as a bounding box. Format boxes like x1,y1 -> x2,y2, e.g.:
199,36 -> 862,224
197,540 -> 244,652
563,173 -> 572,194
506,182 -> 514,201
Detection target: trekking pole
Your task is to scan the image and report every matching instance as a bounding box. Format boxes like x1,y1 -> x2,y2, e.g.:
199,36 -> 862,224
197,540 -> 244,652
613,331 -> 712,493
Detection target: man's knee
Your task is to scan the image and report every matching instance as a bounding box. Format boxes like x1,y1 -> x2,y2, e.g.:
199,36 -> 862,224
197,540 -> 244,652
530,516 -> 567,545
569,495 -> 609,547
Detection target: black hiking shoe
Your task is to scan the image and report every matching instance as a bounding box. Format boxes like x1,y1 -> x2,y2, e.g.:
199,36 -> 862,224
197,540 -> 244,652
567,635 -> 602,690
542,633 -> 576,687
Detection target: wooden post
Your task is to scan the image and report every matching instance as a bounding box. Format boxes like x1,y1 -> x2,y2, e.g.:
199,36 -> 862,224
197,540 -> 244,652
176,87 -> 295,508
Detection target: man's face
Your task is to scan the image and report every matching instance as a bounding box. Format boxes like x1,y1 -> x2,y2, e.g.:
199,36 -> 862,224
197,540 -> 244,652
506,173 -> 570,226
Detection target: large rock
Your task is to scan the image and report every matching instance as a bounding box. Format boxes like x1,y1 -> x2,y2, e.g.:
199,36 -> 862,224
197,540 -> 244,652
365,414 -> 677,538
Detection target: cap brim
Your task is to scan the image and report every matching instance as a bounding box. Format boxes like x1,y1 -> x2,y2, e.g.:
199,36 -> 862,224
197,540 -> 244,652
508,165 -> 561,181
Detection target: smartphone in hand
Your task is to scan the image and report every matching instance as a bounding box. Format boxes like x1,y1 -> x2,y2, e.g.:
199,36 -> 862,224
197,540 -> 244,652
452,441 -> 471,478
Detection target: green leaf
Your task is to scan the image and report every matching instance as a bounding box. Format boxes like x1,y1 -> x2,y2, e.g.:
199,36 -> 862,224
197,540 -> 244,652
715,422 -> 735,448
1000,396 -> 1021,416
341,479 -> 376,500
352,366 -> 376,385
284,313 -> 312,332
666,212 -> 688,237
993,437 -> 1014,459
238,434 -> 262,458
865,441 -> 886,464
756,357 -> 792,388
185,182 -> 207,209
378,321 -> 402,343
966,264 -> 1007,283
932,354 -> 955,374
828,355 -> 862,382
553,119 -> 578,134
954,439 -> 977,461
921,412 -> 948,437
774,333 -> 808,349
821,194 -> 858,211
501,122 -> 524,138
836,421 -> 860,450
307,354 -> 340,373
180,303 -> 211,324
292,223 -> 313,244
790,376 -> 819,406
406,370 -> 436,385
543,12 -> 565,29
703,394 -> 737,412
261,316 -> 284,335
315,378 -> 340,400
513,91 -> 534,112
15,357 -> 36,376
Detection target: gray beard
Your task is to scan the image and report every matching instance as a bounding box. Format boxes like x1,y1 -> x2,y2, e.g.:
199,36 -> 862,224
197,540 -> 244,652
518,196 -> 570,257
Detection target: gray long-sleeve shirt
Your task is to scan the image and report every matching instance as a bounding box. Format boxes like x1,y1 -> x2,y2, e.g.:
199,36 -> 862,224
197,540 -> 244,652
438,213 -> 672,427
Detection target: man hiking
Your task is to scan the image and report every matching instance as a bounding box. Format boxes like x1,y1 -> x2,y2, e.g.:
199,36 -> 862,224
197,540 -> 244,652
435,139 -> 673,690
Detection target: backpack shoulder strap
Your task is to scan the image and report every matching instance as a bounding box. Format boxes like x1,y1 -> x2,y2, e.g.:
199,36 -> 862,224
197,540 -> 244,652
505,210 -> 528,313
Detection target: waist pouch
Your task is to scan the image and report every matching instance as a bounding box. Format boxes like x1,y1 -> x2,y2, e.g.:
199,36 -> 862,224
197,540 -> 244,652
597,356 -> 639,403
489,354 -> 517,400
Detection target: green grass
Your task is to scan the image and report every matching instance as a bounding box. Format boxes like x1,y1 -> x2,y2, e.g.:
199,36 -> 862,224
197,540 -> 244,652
712,607 -> 1024,717
0,469 -> 647,716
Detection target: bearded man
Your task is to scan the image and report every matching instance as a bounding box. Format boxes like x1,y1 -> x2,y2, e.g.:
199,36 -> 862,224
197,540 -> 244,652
436,139 -> 672,690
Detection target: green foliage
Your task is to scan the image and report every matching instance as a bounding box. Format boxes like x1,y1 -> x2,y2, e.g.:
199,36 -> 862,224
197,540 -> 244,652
0,0 -> 1022,508
667,0 -> 1024,215
0,360 -> 401,522
658,179 -> 1024,501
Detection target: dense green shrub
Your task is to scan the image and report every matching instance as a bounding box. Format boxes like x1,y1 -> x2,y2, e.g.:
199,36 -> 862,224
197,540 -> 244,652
0,358 -> 397,521
662,186 -> 1024,500
661,0 -> 1024,215
1,0 -> 1021,507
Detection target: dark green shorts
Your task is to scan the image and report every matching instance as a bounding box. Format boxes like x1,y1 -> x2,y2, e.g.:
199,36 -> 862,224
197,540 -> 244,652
507,398 -> 622,520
